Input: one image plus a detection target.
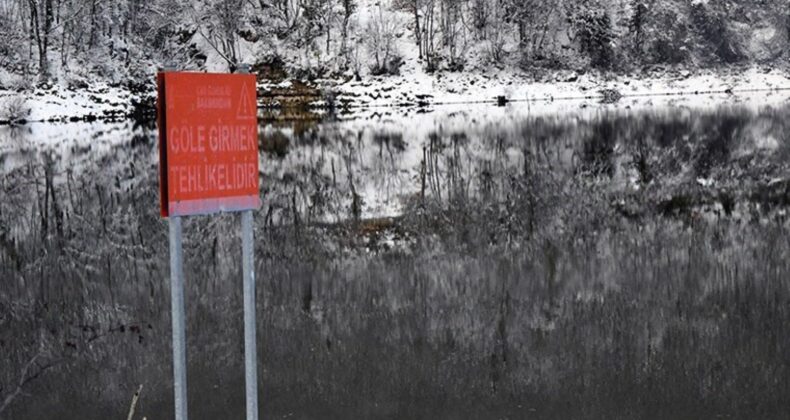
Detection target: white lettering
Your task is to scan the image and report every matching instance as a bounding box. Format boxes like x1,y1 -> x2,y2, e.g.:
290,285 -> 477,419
197,126 -> 206,153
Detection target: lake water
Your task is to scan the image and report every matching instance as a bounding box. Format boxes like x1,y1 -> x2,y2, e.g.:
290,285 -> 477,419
2,93 -> 790,419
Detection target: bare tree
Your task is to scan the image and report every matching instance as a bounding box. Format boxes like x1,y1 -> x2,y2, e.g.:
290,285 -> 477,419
28,0 -> 54,82
366,2 -> 400,75
421,0 -> 437,71
487,0 -> 507,63
191,0 -> 245,71
301,0 -> 337,54
471,0 -> 488,39
440,0 -> 466,69
393,0 -> 422,58
339,0 -> 356,68
263,0 -> 302,39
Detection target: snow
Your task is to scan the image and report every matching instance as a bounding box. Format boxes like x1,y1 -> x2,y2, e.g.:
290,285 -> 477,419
332,65 -> 790,109
0,83 -> 136,123
1,0 -> 789,125
2,31 -> 789,125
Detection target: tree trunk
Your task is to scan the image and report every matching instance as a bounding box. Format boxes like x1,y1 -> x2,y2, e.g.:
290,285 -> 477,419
60,0 -> 70,69
28,2 -> 35,80
326,25 -> 331,55
341,14 -> 349,68
28,0 -> 53,82
41,0 -> 52,81
413,0 -> 422,58
88,0 -> 96,50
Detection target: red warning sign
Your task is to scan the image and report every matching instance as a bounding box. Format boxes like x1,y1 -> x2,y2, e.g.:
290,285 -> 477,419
157,72 -> 261,217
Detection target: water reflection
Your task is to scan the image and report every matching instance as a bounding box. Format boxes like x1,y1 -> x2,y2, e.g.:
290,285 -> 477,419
3,97 -> 790,229
3,96 -> 790,419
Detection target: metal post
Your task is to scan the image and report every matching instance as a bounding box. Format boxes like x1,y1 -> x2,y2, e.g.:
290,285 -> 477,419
236,62 -> 260,420
241,210 -> 259,420
169,216 -> 188,420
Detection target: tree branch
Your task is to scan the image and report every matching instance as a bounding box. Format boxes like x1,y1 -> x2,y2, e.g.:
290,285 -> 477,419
0,351 -> 61,416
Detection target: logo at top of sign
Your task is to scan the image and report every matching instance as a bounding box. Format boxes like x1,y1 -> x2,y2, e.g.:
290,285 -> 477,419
237,81 -> 256,120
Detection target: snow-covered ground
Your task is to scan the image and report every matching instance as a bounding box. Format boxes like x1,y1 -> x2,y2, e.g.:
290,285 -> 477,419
0,82 -> 139,123
2,0 -> 790,124
2,65 -> 789,124
330,65 -> 790,107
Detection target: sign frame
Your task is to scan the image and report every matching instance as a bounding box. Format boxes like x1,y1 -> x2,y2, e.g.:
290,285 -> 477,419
157,71 -> 261,218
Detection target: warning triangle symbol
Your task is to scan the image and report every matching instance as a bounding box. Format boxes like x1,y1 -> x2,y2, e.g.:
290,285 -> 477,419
237,81 -> 256,120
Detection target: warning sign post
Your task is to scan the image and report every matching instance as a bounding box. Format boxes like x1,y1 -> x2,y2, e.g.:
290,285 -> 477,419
157,68 -> 260,420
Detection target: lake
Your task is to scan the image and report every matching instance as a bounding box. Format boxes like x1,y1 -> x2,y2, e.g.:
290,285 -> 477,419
2,93 -> 790,419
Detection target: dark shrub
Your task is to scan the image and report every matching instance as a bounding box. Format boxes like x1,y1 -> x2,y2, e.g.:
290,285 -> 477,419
690,3 -> 745,64
649,8 -> 691,64
573,10 -> 614,69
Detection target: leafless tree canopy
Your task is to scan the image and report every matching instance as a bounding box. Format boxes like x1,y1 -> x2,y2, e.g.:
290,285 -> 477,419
0,0 -> 787,85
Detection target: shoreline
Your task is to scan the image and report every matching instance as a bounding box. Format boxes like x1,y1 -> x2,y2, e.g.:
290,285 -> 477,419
2,66 -> 790,125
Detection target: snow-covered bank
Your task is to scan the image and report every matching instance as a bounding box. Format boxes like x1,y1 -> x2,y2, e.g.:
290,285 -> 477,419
2,66 -> 790,124
0,83 -> 150,124
329,65 -> 790,108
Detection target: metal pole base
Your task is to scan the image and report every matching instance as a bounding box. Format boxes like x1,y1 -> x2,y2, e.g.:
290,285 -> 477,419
169,216 -> 188,420
242,210 -> 259,420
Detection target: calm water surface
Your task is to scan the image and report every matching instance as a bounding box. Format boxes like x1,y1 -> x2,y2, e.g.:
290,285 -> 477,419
2,95 -> 790,419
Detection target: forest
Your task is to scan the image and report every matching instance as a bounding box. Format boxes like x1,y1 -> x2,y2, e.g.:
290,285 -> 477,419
0,0 -> 789,90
